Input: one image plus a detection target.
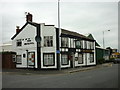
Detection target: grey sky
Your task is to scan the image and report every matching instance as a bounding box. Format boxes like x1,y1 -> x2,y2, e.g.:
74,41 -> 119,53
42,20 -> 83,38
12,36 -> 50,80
1,0 -> 118,50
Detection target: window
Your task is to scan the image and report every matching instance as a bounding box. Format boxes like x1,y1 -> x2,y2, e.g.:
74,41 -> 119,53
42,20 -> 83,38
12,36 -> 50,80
28,52 -> 35,66
70,38 -> 74,48
44,36 -> 53,47
90,54 -> 94,63
16,55 -> 22,64
78,54 -> 83,64
76,40 -> 81,48
84,41 -> 87,49
23,54 -> 26,58
12,54 -> 16,62
61,37 -> 68,47
43,53 -> 54,66
17,41 -> 22,47
61,54 -> 68,65
90,42 -> 94,49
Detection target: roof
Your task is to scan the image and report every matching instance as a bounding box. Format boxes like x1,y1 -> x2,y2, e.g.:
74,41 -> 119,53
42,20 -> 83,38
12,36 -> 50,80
11,21 -> 39,40
87,33 -> 100,46
112,52 -> 120,55
11,21 -> 94,41
60,29 -> 94,41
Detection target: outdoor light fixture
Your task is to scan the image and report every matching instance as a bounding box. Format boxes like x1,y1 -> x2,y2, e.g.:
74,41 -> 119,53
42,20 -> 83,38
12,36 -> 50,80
103,30 -> 110,49
103,30 -> 110,59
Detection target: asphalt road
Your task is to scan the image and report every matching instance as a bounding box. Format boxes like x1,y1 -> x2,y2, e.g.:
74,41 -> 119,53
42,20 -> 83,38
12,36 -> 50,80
2,64 -> 119,88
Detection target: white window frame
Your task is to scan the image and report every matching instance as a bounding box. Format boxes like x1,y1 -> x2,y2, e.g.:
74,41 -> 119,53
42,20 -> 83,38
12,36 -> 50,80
16,55 -> 22,64
44,36 -> 53,47
76,40 -> 81,48
61,54 -> 68,65
61,37 -> 68,47
43,53 -> 54,66
90,53 -> 94,63
78,53 -> 83,64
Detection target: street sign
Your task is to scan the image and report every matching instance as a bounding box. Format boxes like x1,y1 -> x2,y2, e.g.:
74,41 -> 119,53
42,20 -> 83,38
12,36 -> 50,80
56,50 -> 60,54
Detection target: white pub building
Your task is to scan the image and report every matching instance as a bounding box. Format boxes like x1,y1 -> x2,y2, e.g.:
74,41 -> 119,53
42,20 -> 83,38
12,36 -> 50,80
11,13 -> 96,69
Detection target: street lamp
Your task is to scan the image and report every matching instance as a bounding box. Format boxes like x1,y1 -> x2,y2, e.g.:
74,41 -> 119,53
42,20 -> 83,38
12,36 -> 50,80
102,30 -> 110,59
103,30 -> 110,49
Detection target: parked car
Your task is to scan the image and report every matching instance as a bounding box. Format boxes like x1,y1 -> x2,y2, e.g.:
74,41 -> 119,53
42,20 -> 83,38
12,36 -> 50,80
113,58 -> 120,64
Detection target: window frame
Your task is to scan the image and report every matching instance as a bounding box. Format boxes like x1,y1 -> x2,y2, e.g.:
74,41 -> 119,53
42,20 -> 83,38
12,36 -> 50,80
90,53 -> 94,63
75,40 -> 81,49
44,36 -> 53,47
16,55 -> 22,64
61,37 -> 69,47
16,41 -> 22,47
28,52 -> 35,66
61,54 -> 69,65
78,53 -> 83,64
43,53 -> 55,66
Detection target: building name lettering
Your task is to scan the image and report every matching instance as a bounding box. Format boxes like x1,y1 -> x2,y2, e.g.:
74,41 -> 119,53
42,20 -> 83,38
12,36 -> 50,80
24,42 -> 34,45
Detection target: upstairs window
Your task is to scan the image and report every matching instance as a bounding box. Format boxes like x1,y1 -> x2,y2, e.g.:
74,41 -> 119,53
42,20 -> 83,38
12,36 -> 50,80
61,37 -> 68,47
84,41 -> 87,49
90,42 -> 94,49
44,36 -> 53,47
76,40 -> 81,48
16,41 -> 22,47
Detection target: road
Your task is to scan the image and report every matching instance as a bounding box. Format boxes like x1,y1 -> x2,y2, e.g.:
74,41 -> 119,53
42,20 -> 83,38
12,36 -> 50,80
2,64 -> 119,88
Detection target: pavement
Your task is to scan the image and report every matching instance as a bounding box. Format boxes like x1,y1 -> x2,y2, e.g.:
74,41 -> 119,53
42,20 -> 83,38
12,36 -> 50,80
1,62 -> 113,75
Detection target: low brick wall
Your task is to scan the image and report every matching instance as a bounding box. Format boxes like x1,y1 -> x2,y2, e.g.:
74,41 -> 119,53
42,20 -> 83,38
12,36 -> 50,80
0,52 -> 16,69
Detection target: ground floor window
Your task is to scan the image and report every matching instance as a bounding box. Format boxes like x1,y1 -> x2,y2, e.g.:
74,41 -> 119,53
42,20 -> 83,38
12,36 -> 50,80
43,53 -> 55,66
28,52 -> 35,66
61,54 -> 69,65
78,53 -> 83,64
16,55 -> 22,64
90,53 -> 94,63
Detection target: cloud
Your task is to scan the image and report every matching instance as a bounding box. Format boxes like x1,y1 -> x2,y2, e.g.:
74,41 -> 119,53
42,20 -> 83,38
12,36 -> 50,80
1,1 -> 118,49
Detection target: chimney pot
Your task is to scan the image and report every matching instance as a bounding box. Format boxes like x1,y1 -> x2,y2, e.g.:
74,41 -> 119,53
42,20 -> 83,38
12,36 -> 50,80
26,12 -> 32,22
16,26 -> 20,34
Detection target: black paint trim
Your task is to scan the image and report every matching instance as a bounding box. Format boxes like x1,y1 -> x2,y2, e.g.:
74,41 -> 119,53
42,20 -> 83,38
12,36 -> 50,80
11,21 -> 38,40
43,53 -> 55,66
56,28 -> 60,70
36,24 -> 41,69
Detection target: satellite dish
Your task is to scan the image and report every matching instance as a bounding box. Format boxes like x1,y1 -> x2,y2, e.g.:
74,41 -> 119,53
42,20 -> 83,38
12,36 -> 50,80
35,35 -> 41,42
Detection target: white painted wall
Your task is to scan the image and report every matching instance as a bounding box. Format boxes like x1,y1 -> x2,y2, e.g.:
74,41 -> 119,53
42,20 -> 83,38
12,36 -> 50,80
40,24 -> 57,69
12,24 -> 37,68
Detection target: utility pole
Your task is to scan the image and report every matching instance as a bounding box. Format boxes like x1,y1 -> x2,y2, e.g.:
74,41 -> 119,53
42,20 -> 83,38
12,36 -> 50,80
102,30 -> 110,59
58,0 -> 61,70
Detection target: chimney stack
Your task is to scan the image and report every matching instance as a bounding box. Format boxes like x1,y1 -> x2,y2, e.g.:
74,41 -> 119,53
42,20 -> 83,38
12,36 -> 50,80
26,13 -> 32,22
16,26 -> 20,34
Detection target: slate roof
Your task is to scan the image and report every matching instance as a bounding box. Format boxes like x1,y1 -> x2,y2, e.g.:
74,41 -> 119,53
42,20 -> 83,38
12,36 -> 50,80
61,29 -> 94,41
11,21 -> 94,41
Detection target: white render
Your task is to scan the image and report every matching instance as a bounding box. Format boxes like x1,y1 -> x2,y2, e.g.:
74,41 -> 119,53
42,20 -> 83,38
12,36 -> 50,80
12,21 -> 96,69
12,24 -> 37,68
40,24 -> 57,68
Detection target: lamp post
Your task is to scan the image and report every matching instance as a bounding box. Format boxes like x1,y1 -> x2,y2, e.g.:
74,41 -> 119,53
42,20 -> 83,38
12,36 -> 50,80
103,30 -> 110,59
58,0 -> 61,70
103,30 -> 110,49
